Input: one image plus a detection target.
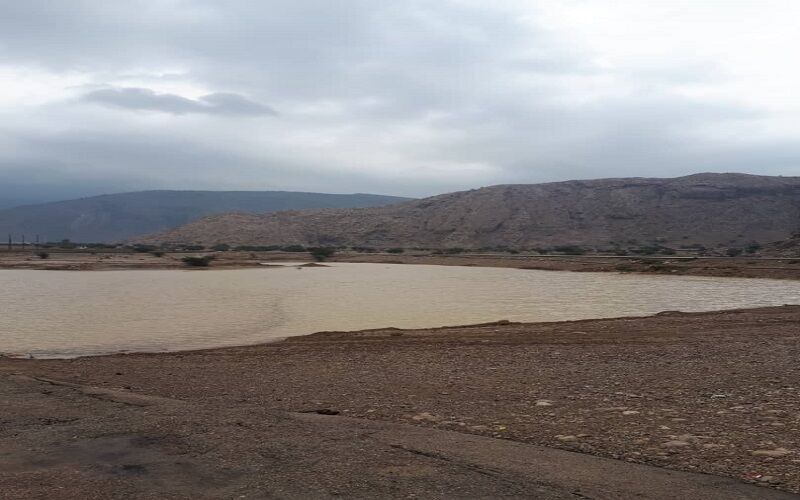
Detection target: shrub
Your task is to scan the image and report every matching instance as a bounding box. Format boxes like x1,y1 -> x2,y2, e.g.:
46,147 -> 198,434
234,245 -> 281,252
150,251 -> 165,257
181,255 -> 215,267
281,245 -> 306,252
131,244 -> 157,253
726,248 -> 743,257
386,248 -> 405,254
308,247 -> 336,261
745,242 -> 761,254
36,251 -> 49,259
553,245 -> 586,255
211,243 -> 231,251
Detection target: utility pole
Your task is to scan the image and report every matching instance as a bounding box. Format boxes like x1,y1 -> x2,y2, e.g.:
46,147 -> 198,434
21,234 -> 25,249
35,234 -> 39,248
6,234 -> 10,251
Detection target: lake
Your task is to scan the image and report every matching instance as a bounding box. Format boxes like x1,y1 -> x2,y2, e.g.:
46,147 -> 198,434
1,263 -> 799,358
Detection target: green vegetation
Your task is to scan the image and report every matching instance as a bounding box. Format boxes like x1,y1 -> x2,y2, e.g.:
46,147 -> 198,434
131,244 -> 157,253
386,248 -> 405,254
552,245 -> 586,255
181,255 -> 215,267
308,247 -> 336,261
234,245 -> 282,252
629,245 -> 675,256
745,242 -> 761,254
476,245 -> 520,254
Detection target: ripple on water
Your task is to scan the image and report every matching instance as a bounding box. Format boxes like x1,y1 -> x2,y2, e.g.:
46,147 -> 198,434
1,263 -> 798,358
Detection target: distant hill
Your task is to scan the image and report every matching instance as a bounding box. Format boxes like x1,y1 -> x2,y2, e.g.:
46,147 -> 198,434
0,190 -> 410,243
142,173 -> 800,250
0,198 -> 37,210
767,235 -> 800,257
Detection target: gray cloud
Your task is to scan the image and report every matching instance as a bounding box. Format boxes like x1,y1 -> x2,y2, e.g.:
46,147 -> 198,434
0,0 -> 798,201
82,87 -> 276,115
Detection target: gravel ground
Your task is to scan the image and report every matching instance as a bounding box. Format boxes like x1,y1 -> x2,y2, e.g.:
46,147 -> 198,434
3,305 -> 799,495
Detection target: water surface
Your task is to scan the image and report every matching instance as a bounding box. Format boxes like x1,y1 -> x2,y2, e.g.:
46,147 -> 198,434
1,263 -> 798,358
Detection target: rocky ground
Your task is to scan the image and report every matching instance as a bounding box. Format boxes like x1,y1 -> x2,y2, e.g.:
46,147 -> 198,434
2,306 -> 799,498
1,249 -> 799,280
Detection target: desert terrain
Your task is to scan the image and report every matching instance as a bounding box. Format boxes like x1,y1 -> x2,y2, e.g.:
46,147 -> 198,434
2,306 -> 799,498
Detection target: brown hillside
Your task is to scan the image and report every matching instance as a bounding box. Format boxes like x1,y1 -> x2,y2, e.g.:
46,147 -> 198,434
140,173 -> 800,249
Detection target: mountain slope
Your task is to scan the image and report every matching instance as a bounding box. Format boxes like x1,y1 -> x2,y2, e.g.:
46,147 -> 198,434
767,234 -> 800,257
142,173 -> 800,249
0,190 -> 410,243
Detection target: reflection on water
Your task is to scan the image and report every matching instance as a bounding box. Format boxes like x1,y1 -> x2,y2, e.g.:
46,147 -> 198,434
1,263 -> 799,358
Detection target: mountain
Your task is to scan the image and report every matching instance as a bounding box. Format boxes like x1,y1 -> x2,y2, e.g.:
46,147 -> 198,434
766,234 -> 800,257
141,173 -> 800,250
0,190 -> 410,243
0,196 -> 46,210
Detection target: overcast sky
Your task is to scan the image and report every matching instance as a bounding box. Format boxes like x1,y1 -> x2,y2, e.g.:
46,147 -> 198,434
1,0 -> 800,201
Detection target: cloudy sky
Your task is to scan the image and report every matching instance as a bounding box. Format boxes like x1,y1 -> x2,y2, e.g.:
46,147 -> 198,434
1,0 -> 800,203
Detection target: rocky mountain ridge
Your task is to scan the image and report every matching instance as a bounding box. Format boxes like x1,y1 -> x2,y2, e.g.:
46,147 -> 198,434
0,190 -> 409,243
141,173 -> 800,250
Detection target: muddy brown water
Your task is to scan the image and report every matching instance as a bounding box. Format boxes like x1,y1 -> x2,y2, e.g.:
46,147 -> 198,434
1,263 -> 799,358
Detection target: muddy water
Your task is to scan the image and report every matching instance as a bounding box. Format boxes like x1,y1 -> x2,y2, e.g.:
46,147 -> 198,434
1,263 -> 799,358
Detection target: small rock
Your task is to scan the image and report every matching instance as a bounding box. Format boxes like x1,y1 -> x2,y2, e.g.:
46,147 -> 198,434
411,412 -> 439,422
535,400 -> 553,407
662,440 -> 691,448
752,448 -> 791,457
555,435 -> 577,442
621,410 -> 640,416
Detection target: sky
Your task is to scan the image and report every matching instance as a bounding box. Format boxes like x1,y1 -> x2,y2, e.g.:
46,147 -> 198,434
1,0 -> 800,202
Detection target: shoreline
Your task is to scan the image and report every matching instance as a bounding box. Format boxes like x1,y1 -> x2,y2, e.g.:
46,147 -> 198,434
2,305 -> 799,497
1,249 -> 799,280
25,306 -> 799,359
